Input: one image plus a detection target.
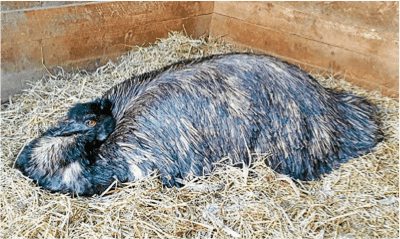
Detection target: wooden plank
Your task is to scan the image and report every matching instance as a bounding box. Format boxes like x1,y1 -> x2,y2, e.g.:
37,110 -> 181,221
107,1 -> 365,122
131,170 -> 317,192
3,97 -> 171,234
1,1 -> 213,70
210,14 -> 398,98
214,2 -> 398,60
1,1 -> 213,102
2,14 -> 212,68
273,1 -> 399,35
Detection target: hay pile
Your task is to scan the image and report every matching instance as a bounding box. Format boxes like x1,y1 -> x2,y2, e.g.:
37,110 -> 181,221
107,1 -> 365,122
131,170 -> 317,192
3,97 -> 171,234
1,32 -> 398,238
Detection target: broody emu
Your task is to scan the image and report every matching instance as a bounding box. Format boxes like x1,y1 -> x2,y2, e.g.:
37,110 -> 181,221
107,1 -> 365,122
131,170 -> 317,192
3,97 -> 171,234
16,53 -> 382,196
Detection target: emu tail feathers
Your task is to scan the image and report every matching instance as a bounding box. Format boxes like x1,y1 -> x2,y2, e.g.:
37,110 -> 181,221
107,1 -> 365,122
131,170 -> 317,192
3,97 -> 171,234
333,91 -> 383,161
274,90 -> 383,181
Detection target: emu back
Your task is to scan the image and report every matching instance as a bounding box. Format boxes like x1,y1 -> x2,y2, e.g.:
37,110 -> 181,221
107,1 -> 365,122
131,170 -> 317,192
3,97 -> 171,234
16,53 -> 382,196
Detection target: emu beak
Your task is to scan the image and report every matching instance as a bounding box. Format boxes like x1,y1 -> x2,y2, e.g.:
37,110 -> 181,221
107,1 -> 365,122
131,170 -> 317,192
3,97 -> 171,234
56,120 -> 89,136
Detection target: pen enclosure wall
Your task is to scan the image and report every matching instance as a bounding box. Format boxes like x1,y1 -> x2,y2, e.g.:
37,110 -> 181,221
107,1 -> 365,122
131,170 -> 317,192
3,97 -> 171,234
1,1 -> 398,102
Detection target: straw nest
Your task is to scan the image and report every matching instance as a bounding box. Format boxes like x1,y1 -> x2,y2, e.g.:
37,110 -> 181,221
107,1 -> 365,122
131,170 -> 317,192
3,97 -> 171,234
1,32 -> 398,239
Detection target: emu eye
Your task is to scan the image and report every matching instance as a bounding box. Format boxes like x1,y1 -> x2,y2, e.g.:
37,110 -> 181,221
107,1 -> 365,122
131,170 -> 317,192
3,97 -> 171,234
86,120 -> 96,126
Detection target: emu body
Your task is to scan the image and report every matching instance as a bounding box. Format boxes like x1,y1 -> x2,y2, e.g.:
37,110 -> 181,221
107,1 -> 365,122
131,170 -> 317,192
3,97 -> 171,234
16,53 -> 382,196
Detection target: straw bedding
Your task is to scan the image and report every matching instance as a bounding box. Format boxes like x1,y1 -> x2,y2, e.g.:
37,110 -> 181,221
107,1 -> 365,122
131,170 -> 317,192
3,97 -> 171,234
1,32 -> 398,238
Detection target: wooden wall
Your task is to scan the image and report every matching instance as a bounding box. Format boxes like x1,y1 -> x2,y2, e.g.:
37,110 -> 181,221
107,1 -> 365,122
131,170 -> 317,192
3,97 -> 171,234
211,1 -> 399,98
2,1 -> 398,102
1,1 -> 213,102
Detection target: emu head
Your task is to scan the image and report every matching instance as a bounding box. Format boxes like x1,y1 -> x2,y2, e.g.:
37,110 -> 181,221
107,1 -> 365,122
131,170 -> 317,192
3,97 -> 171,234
56,98 -> 116,145
16,98 -> 116,195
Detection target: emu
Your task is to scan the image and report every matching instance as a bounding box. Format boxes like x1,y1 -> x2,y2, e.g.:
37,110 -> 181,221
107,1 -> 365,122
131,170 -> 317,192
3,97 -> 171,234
16,53 -> 382,196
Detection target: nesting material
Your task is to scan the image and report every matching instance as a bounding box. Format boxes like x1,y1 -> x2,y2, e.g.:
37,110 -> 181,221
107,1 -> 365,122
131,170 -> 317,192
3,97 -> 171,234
1,32 -> 398,238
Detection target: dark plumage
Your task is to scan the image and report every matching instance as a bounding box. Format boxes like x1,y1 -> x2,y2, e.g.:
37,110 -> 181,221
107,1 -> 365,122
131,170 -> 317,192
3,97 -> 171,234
16,53 -> 382,196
